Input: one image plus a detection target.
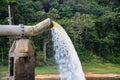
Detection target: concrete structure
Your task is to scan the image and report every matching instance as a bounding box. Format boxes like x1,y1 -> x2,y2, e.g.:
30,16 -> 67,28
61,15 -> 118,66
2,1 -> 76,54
9,39 -> 34,80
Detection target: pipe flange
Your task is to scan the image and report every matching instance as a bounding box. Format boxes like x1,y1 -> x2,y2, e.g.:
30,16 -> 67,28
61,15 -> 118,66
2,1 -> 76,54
19,24 -> 25,37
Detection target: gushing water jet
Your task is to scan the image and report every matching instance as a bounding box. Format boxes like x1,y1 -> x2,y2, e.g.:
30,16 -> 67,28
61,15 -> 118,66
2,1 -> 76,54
52,22 -> 86,80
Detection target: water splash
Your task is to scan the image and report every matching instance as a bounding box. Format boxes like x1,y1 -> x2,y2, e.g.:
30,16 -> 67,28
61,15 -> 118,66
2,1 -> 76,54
51,22 -> 86,80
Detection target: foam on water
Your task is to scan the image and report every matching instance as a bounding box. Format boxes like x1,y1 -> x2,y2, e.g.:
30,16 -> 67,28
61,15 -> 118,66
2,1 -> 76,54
51,22 -> 86,80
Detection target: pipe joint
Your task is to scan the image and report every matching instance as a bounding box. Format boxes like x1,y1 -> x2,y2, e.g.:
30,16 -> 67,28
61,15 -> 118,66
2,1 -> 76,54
19,24 -> 25,36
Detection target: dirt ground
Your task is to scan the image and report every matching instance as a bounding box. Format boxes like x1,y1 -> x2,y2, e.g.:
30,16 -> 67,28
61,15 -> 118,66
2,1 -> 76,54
35,73 -> 120,80
1,73 -> 120,80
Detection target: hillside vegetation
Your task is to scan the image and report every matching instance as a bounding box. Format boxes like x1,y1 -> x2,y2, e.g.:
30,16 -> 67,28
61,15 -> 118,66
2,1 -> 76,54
0,0 -> 120,65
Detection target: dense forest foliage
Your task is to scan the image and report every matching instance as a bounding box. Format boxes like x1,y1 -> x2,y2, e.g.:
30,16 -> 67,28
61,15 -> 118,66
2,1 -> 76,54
0,0 -> 120,65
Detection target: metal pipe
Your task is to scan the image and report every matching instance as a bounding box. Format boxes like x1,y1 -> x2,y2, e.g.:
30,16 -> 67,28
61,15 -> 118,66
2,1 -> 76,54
8,5 -> 12,25
0,18 -> 53,36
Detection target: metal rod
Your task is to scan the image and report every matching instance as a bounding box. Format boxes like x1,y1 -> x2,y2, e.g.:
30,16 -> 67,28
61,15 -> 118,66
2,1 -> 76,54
8,5 -> 12,25
8,5 -> 13,46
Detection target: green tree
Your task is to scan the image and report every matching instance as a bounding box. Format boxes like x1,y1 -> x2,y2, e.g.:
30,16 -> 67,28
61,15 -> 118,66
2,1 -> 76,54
0,0 -> 8,24
47,8 -> 60,20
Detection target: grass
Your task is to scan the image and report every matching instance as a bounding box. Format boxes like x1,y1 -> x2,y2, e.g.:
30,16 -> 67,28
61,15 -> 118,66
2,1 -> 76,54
0,62 -> 120,79
0,66 -> 8,80
82,62 -> 120,74
35,66 -> 58,75
0,65 -> 58,80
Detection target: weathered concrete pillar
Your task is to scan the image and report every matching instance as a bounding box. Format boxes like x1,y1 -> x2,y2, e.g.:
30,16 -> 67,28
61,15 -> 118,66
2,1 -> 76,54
9,39 -> 34,80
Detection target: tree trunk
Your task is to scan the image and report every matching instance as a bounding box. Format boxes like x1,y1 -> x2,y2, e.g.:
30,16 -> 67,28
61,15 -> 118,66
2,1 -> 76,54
2,48 -> 4,62
83,28 -> 88,49
43,38 -> 49,63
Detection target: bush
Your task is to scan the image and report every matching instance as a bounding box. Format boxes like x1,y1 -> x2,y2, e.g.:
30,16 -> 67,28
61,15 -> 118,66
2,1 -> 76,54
78,49 -> 95,62
35,51 -> 45,66
0,60 -> 8,66
107,56 -> 120,64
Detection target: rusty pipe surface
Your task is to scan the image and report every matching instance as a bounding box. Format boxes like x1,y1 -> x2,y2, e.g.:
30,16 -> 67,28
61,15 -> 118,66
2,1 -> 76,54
0,18 -> 53,36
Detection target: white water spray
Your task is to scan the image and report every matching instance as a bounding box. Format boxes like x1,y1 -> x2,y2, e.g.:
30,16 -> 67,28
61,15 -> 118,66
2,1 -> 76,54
51,22 -> 86,80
